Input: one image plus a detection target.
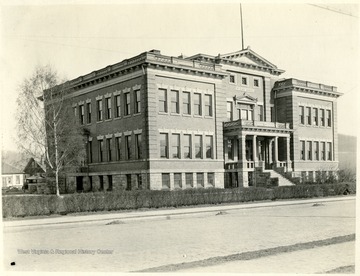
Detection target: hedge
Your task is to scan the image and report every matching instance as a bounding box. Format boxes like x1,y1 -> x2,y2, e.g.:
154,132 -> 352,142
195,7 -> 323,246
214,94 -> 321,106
2,182 -> 356,218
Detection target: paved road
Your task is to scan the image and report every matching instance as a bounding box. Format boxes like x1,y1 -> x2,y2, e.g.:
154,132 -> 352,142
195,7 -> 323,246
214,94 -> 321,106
3,198 -> 356,272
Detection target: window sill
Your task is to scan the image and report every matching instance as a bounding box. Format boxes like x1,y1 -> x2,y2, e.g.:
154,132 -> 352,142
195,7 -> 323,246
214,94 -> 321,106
204,116 -> 213,119
105,119 -> 112,122
170,113 -> 181,116
193,115 -> 203,118
114,116 -> 121,120
158,112 -> 169,115
123,115 -> 131,118
183,114 -> 191,117
133,113 -> 141,117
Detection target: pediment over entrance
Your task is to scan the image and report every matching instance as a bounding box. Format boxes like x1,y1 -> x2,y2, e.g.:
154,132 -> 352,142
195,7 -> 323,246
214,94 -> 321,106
221,47 -> 278,69
234,93 -> 257,104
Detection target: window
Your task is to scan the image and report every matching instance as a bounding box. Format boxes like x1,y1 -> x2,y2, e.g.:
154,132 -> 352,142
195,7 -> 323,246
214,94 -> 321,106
99,175 -> 104,191
171,90 -> 179,114
321,142 -> 326,160
125,135 -> 132,160
162,173 -> 170,189
204,94 -> 212,116
196,173 -> 204,188
87,102 -> 92,123
299,106 -> 304,125
134,90 -> 141,114
73,106 -> 77,118
107,175 -> 113,191
116,136 -> 121,160
238,104 -> 253,120
241,76 -> 248,85
159,89 -> 167,113
105,97 -> 112,119
207,173 -> 214,187
97,99 -> 103,121
258,105 -> 264,121
229,75 -> 235,83
182,92 -> 191,115
160,133 -> 168,158
135,134 -> 142,159
320,109 -> 325,126
16,175 -> 20,184
327,142 -> 332,161
327,110 -> 332,127
300,140 -> 305,160
270,106 -> 275,122
306,107 -> 311,125
171,134 -> 180,158
99,140 -> 104,162
194,135 -> 202,159
186,173 -> 193,188
307,141 -> 312,160
106,138 -> 112,161
115,95 -> 121,117
227,102 -> 233,121
205,135 -> 213,159
88,140 -> 93,163
174,173 -> 182,189
79,105 -> 85,125
313,108 -> 318,126
124,92 -> 131,115
125,174 -> 131,191
254,79 -> 259,87
314,141 -> 319,161
194,93 -> 202,116
183,134 -> 191,159
228,139 -> 234,160
137,174 -> 142,190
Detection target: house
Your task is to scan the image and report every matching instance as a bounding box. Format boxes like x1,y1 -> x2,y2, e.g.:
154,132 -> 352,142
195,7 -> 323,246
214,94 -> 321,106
44,47 -> 341,192
1,162 -> 25,189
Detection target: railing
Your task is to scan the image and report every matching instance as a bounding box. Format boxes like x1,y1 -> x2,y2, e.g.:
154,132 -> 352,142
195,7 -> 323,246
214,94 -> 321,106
274,78 -> 337,92
224,120 -> 290,129
225,161 -> 255,170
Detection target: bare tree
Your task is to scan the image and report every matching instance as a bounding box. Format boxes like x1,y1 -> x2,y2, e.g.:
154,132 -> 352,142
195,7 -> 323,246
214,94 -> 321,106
16,65 -> 86,196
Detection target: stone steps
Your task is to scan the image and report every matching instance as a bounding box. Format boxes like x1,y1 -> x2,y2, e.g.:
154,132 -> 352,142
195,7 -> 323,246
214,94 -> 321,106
263,169 -> 295,186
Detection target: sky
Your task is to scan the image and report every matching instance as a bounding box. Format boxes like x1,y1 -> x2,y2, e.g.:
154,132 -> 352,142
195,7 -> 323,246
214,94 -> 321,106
0,0 -> 359,152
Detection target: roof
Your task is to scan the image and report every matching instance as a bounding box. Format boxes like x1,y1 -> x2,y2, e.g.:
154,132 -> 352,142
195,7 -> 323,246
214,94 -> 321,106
1,162 -> 23,175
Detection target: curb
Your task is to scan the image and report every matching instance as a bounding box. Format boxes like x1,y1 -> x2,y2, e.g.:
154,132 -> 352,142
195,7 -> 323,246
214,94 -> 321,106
3,195 -> 355,229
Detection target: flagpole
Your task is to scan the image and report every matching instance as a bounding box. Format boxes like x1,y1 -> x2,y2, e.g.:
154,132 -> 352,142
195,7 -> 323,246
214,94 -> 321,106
240,3 -> 244,50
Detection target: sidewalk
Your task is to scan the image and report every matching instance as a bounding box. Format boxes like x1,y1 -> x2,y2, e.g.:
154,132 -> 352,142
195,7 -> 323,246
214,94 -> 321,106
3,195 -> 355,229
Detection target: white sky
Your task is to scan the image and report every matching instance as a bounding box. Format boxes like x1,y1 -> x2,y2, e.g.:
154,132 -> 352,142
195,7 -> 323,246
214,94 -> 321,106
1,1 -> 359,152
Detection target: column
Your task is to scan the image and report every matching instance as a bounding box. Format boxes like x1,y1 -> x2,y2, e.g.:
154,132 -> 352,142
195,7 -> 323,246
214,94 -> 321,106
274,136 -> 279,168
224,137 -> 228,161
286,136 -> 291,172
239,134 -> 246,167
233,136 -> 238,161
252,135 -> 257,167
269,139 -> 273,168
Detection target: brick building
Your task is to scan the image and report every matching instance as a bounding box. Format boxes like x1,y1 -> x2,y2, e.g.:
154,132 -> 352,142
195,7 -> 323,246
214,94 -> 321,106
46,47 -> 341,192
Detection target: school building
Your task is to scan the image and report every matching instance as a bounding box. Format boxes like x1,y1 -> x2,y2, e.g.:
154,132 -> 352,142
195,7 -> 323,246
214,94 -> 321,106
47,47 -> 341,192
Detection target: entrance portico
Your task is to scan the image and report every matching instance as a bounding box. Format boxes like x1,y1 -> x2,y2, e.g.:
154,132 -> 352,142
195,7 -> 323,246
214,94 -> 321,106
224,120 -> 293,187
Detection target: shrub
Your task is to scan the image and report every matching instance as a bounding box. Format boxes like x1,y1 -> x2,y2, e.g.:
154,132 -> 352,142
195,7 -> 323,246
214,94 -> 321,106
2,182 -> 356,218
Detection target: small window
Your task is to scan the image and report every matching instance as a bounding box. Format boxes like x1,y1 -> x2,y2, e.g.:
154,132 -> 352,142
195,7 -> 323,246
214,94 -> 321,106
227,102 -> 233,121
107,138 -> 112,161
116,136 -> 121,160
79,105 -> 85,125
321,142 -> 326,160
207,173 -> 214,187
307,141 -> 312,160
171,134 -> 180,158
105,97 -> 112,120
183,134 -> 191,159
125,135 -> 132,160
88,140 -> 93,163
314,141 -> 319,161
99,139 -> 104,162
299,106 -> 304,125
204,94 -> 212,117
185,173 -> 193,188
327,142 -> 332,161
159,89 -> 168,113
320,109 -> 325,126
160,133 -> 168,158
97,100 -> 103,121
171,90 -> 179,114
87,102 -> 92,123
254,79 -> 259,87
205,135 -> 213,159
300,140 -> 305,160
124,93 -> 131,116
306,107 -> 311,125
182,92 -> 191,115
327,110 -> 332,127
229,75 -> 236,84
134,90 -> 141,114
313,108 -> 318,126
174,173 -> 182,189
135,134 -> 142,159
196,173 -> 204,188
194,93 -> 202,116
241,77 -> 248,85
194,135 -> 202,159
115,95 -> 121,117
162,173 -> 170,189
258,105 -> 264,121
